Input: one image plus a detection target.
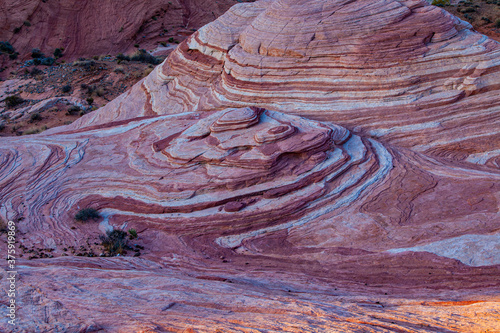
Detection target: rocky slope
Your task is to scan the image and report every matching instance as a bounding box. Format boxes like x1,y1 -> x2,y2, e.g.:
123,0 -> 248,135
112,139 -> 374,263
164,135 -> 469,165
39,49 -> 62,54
1,0 -> 499,332
0,0 -> 252,60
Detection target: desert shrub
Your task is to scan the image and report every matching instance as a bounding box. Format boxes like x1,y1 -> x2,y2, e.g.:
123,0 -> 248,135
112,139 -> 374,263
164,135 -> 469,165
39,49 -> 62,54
61,84 -> 71,93
30,67 -> 44,76
86,97 -> 94,105
431,0 -> 450,6
113,66 -> 125,74
73,60 -> 96,71
75,208 -> 100,222
40,57 -> 55,66
0,41 -> 15,54
29,112 -> 42,122
95,88 -> 106,97
0,124 -> 5,132
13,27 -> 21,34
53,48 -> 63,58
31,48 -> 44,58
116,53 -> 130,61
462,7 -> 476,13
130,49 -> 161,65
23,20 -> 31,27
23,128 -> 41,135
4,95 -> 24,108
66,105 -> 81,115
8,53 -> 18,60
100,230 -> 128,255
496,19 -> 500,28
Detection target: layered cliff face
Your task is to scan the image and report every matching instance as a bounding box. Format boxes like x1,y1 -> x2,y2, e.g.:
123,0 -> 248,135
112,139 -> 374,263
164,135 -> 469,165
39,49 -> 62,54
1,0 -> 500,332
0,0 -> 252,59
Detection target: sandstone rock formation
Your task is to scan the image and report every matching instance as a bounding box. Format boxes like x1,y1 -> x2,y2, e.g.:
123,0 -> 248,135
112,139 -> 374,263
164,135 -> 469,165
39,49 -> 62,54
66,0 -> 500,166
1,0 -> 500,332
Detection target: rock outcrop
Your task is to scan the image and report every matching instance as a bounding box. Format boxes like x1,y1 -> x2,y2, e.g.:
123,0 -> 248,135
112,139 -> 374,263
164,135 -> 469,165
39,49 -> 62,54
1,0 -> 500,332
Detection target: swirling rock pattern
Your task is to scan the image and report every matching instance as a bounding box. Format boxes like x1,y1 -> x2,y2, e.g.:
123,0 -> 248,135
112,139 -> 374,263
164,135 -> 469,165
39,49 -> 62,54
1,0 -> 500,332
64,0 -> 500,166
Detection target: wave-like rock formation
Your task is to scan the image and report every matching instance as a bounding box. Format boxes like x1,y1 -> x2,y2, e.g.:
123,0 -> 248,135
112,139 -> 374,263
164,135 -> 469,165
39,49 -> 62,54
65,0 -> 500,166
2,107 -> 500,331
1,0 -> 500,332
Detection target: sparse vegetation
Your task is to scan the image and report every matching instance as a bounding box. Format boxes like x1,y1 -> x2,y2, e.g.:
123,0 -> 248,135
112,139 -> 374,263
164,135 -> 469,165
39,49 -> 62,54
0,41 -> 19,60
73,59 -> 96,71
100,230 -> 128,256
130,49 -> 161,65
30,67 -> 44,77
66,105 -> 81,115
53,48 -> 63,58
75,208 -> 100,222
4,95 -> 24,108
0,41 -> 15,54
29,112 -> 42,123
31,48 -> 44,58
61,84 -> 72,93
23,127 -> 46,135
432,0 -> 450,5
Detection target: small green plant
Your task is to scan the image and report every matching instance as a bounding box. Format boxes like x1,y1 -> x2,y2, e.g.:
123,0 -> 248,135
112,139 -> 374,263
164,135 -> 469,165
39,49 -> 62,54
128,229 -> 138,239
4,95 -> 24,108
75,208 -> 100,222
134,43 -> 140,48
23,20 -> 31,27
100,230 -> 128,255
86,97 -> 94,105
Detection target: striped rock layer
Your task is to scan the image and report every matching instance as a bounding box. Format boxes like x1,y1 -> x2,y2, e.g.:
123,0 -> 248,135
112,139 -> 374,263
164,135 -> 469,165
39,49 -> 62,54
1,0 -> 500,332
66,0 -> 500,167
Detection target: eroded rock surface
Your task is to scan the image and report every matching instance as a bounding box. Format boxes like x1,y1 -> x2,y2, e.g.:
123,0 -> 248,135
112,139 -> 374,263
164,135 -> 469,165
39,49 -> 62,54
1,0 -> 500,332
65,0 -> 500,166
